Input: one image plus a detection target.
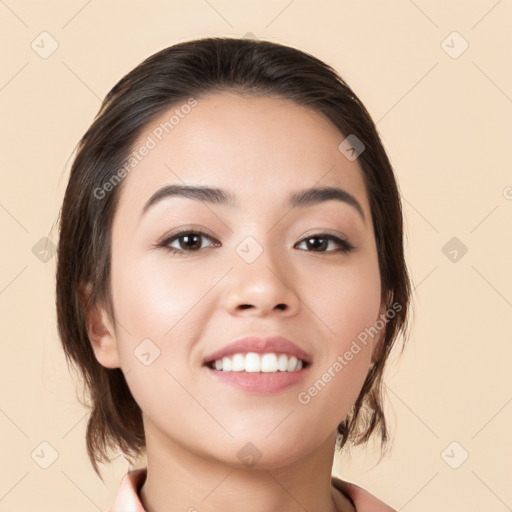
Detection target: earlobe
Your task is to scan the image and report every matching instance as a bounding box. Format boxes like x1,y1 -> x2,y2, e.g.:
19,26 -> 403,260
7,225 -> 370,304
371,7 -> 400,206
79,283 -> 122,369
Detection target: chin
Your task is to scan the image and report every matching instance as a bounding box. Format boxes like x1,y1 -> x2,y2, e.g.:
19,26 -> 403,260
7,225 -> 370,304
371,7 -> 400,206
207,436 -> 314,472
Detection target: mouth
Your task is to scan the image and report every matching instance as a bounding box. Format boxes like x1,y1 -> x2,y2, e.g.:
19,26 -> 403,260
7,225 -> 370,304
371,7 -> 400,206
202,335 -> 313,393
203,352 -> 311,394
204,352 -> 312,373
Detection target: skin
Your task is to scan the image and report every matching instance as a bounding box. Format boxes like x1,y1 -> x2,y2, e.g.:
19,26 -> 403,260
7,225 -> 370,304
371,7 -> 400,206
85,92 -> 387,512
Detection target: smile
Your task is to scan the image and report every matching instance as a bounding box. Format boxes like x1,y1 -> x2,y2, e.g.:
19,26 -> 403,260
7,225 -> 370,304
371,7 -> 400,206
204,352 -> 311,394
206,352 -> 309,373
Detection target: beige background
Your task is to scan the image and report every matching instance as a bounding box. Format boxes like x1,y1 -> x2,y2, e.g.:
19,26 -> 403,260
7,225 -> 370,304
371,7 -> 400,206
1,1 -> 511,511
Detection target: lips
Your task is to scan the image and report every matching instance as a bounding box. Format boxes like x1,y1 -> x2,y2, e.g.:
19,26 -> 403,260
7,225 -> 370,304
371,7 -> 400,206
202,336 -> 313,367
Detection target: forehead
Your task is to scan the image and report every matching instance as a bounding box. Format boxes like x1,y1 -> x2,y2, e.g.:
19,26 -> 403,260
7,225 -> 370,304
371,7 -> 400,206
115,92 -> 370,219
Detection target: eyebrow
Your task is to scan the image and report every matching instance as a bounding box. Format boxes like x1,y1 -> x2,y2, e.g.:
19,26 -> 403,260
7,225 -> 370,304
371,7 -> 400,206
140,184 -> 365,223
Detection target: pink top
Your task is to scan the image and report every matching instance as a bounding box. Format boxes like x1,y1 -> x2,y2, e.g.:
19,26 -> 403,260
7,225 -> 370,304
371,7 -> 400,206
107,467 -> 396,512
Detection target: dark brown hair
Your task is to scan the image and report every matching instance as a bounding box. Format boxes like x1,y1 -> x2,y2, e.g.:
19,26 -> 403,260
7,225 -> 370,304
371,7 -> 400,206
56,36 -> 413,480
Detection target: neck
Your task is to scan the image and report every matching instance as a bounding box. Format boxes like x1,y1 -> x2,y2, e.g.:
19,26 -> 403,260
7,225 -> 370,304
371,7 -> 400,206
138,418 -> 354,512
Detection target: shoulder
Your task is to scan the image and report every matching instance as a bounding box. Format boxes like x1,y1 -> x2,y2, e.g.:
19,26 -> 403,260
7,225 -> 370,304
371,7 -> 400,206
331,475 -> 397,512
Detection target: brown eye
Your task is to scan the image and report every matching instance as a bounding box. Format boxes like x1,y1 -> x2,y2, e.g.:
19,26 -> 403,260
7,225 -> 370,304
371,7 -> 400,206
159,230 -> 219,255
296,234 -> 354,253
175,233 -> 202,251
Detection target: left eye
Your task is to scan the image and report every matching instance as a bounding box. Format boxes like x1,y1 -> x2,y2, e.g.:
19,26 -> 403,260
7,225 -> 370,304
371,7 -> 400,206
295,234 -> 354,253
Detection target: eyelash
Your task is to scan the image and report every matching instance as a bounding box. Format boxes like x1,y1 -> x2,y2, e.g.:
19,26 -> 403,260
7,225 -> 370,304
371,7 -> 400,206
156,229 -> 355,256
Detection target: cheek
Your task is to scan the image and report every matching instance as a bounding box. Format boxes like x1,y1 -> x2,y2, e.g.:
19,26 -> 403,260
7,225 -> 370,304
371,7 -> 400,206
297,268 -> 380,427
296,254 -> 381,415
111,253 -> 211,340
300,254 -> 382,346
109,254 -> 206,425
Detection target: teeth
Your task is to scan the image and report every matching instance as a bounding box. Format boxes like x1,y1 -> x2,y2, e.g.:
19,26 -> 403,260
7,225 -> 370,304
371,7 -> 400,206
222,356 -> 232,371
261,353 -> 277,372
287,355 -> 298,372
232,353 -> 245,371
245,352 -> 261,372
211,352 -> 306,373
278,354 -> 289,371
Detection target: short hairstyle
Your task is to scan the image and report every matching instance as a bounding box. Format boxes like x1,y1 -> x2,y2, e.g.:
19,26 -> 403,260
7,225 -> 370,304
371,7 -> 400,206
56,36 -> 413,480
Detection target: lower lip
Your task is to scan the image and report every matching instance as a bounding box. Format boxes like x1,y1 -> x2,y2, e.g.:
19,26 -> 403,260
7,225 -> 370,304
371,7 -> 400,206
204,366 -> 311,394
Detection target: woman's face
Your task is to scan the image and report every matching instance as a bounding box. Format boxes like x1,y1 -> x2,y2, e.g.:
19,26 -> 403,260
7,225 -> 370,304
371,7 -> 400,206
92,92 -> 386,468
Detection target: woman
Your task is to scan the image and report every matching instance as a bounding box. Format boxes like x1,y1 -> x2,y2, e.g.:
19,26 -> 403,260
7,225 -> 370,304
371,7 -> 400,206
56,36 -> 412,511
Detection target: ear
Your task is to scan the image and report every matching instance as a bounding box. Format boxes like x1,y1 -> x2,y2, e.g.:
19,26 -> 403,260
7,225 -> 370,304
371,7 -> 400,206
370,293 -> 391,364
79,282 -> 122,369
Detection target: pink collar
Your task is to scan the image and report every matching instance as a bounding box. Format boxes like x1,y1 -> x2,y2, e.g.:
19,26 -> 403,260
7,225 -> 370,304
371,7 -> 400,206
108,467 -> 396,512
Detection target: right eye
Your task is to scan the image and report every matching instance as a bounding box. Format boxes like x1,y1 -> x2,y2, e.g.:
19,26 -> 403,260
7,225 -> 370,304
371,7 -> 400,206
157,229 -> 220,255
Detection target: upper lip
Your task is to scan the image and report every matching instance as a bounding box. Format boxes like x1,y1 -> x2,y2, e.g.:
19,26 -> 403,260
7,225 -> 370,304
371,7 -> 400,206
202,336 -> 312,366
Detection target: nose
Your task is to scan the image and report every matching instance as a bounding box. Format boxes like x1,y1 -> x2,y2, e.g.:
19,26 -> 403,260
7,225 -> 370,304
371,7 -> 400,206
223,242 -> 300,317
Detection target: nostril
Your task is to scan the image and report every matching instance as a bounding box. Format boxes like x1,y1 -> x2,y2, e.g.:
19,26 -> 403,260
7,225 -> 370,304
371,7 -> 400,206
237,304 -> 287,311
